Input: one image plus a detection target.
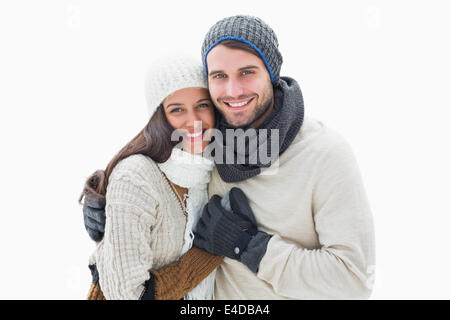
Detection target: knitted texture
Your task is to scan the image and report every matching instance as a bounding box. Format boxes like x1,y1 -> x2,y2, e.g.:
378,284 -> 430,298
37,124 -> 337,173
92,154 -> 188,299
201,15 -> 283,83
157,147 -> 216,300
87,283 -> 105,300
158,148 -> 214,189
215,77 -> 304,182
194,195 -> 255,259
90,151 -> 216,300
151,247 -> 223,300
208,118 -> 376,299
87,169 -> 220,301
86,263 -> 105,300
145,53 -> 208,118
239,231 -> 272,273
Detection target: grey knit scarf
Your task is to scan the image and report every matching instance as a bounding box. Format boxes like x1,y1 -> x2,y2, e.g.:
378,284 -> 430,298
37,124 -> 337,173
213,77 -> 304,182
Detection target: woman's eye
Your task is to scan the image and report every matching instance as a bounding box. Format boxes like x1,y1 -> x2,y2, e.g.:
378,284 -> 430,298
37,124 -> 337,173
170,108 -> 183,113
197,103 -> 210,109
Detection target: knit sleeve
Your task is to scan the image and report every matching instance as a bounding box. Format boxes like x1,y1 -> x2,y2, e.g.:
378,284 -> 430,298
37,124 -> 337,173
257,133 -> 376,299
94,155 -> 159,300
143,247 -> 222,300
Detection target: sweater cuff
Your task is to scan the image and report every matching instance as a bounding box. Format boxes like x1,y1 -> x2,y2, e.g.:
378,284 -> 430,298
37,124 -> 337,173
240,231 -> 272,273
140,274 -> 156,300
149,247 -> 222,300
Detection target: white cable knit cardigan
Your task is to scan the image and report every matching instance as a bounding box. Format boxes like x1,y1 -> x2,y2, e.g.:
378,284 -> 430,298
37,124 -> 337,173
90,148 -> 215,300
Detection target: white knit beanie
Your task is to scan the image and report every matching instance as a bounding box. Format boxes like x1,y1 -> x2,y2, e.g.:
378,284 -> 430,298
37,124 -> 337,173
145,53 -> 208,118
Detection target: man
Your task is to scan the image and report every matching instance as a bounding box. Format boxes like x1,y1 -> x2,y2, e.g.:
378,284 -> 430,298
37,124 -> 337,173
83,15 -> 375,299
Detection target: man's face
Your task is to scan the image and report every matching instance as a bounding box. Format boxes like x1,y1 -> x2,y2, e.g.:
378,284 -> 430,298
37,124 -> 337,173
206,44 -> 274,128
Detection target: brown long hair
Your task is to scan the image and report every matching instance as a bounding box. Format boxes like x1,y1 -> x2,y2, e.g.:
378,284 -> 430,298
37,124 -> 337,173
78,104 -> 178,205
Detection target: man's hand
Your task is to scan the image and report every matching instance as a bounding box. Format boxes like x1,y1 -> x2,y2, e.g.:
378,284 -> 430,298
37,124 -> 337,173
194,187 -> 271,273
83,196 -> 106,242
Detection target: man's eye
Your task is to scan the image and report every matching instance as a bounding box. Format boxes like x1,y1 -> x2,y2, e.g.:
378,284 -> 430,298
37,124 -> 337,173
242,70 -> 254,75
214,74 -> 226,79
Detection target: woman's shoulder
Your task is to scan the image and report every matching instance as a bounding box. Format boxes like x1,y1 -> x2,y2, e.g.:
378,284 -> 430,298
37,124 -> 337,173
106,154 -> 165,209
109,154 -> 162,186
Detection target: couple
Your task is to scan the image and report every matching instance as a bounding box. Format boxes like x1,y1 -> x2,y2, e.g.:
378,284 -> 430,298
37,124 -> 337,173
80,15 -> 376,300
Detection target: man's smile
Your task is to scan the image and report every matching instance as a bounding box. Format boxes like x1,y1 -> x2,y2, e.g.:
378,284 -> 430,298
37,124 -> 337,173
222,97 -> 255,111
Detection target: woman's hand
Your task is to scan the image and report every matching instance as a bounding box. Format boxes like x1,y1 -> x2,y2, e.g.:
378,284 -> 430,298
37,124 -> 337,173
82,196 -> 106,242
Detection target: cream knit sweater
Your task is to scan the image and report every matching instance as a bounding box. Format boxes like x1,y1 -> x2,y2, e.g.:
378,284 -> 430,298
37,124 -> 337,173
90,149 -> 215,300
209,117 -> 376,299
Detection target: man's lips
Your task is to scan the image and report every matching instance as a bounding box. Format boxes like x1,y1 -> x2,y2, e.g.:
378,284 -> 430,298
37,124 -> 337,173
222,97 -> 255,110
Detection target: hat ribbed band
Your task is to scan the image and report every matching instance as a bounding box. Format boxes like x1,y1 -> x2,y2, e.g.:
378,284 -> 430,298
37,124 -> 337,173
203,36 -> 276,83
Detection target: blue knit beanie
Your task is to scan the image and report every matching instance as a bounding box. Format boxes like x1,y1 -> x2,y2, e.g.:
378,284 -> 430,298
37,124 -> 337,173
201,15 -> 283,84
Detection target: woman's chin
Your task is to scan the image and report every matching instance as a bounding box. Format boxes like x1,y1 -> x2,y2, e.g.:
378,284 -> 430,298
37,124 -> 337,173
182,142 -> 208,154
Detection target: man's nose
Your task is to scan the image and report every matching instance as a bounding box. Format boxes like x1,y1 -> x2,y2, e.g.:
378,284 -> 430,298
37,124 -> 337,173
225,79 -> 244,98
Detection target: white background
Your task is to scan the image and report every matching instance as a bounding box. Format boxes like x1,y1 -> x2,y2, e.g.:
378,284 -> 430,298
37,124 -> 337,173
0,0 -> 449,299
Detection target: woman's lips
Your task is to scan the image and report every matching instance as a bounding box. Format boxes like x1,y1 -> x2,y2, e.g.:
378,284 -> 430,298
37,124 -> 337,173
186,129 -> 206,142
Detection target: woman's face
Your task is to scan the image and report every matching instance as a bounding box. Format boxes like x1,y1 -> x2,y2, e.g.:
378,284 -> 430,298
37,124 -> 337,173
163,87 -> 215,154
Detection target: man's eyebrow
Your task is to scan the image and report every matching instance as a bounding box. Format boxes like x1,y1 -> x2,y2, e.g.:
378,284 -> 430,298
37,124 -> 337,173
208,69 -> 224,77
209,65 -> 259,76
238,65 -> 259,71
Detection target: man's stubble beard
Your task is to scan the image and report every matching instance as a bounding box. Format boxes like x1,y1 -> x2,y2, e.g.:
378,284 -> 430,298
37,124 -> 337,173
215,86 -> 274,129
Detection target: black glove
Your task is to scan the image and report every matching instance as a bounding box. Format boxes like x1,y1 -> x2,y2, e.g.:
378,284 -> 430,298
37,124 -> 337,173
194,187 -> 271,273
83,196 -> 106,242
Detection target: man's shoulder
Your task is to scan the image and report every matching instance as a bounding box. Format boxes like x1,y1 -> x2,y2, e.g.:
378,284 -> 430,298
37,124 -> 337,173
293,117 -> 340,144
291,117 -> 351,155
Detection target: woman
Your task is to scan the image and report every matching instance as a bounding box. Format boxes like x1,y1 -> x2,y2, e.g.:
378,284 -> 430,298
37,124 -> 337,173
79,53 -> 222,300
